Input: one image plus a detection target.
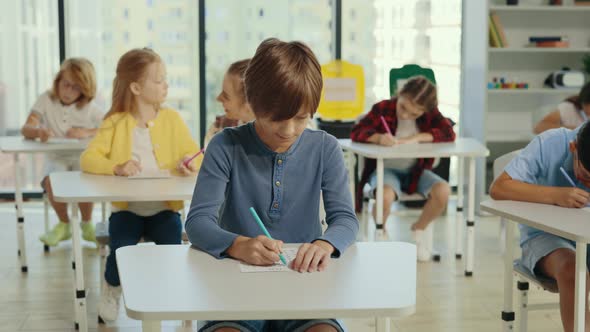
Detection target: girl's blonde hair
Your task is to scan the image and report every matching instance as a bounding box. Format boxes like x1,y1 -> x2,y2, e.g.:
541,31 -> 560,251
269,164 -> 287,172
50,57 -> 96,109
399,76 -> 438,112
104,48 -> 161,119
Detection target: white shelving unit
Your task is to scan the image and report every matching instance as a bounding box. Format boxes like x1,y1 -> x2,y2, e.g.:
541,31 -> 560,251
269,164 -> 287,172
490,4 -> 590,11
486,0 -> 590,145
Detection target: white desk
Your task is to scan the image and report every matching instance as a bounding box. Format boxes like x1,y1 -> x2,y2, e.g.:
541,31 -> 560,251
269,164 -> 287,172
0,136 -> 88,273
116,242 -> 417,332
481,200 -> 590,332
339,138 -> 489,276
50,171 -> 197,332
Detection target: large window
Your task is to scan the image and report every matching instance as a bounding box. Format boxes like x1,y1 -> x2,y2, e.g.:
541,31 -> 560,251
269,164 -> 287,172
0,0 -> 60,133
343,0 -> 463,125
0,0 -> 60,190
67,0 -> 200,135
204,0 -> 333,133
0,0 -> 465,190
343,0 -> 463,185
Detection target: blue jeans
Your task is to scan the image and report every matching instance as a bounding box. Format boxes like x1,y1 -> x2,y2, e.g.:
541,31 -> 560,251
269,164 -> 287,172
198,319 -> 344,332
368,168 -> 445,200
105,210 -> 182,286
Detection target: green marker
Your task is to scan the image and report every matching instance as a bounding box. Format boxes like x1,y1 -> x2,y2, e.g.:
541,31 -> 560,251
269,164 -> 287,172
249,207 -> 287,265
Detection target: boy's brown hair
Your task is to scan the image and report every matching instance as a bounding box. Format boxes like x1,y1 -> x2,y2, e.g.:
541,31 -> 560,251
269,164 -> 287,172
244,38 -> 322,121
226,58 -> 250,103
50,57 -> 97,109
399,76 -> 438,112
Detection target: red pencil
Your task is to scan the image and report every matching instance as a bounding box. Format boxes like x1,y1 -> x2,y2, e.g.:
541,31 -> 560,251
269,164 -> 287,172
380,116 -> 392,135
183,147 -> 205,168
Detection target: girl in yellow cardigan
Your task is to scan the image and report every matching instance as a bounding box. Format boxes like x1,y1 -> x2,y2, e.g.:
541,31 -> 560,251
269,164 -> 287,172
80,48 -> 202,323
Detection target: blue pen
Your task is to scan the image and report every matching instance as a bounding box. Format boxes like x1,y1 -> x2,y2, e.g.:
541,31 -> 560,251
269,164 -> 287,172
560,167 -> 590,207
560,167 -> 577,187
248,207 -> 288,265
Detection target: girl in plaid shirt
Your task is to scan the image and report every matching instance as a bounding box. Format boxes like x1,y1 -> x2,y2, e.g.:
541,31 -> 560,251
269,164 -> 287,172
351,76 -> 455,261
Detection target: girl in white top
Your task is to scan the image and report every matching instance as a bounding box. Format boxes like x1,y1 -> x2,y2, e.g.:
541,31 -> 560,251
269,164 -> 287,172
21,58 -> 103,247
534,82 -> 590,134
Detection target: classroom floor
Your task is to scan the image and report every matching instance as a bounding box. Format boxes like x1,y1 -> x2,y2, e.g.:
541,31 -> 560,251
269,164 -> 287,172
0,198 -> 564,332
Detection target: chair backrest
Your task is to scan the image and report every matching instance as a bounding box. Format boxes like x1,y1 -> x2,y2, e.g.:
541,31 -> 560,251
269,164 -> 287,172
317,60 -> 365,121
493,150 -> 522,179
389,64 -> 436,97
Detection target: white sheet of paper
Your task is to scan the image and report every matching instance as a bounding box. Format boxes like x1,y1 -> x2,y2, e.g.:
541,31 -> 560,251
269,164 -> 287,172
239,247 -> 298,273
45,137 -> 80,144
323,78 -> 356,102
128,169 -> 171,179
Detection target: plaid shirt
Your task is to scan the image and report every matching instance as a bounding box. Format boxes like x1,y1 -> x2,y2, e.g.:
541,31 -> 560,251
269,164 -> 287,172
350,98 -> 456,211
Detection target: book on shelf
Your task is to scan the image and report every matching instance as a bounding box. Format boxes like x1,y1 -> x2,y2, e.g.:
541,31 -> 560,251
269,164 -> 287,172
575,0 -> 590,5
490,13 -> 508,47
527,36 -> 569,48
529,36 -> 563,43
489,15 -> 502,47
535,41 -> 570,48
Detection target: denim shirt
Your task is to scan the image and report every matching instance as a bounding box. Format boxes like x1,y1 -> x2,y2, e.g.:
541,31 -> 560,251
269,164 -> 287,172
185,122 -> 359,258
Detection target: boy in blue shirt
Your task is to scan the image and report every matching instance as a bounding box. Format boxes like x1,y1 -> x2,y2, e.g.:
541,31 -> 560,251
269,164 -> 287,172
186,38 -> 359,332
490,122 -> 590,332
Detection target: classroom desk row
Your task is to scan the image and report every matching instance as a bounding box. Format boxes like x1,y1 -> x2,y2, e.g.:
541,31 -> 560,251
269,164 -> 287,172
28,169 -> 421,332
1,135 -> 490,332
6,135 -> 588,331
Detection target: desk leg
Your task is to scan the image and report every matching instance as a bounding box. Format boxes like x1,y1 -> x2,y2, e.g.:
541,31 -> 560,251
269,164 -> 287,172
101,202 -> 107,222
375,158 -> 384,231
14,154 -> 28,273
455,156 -> 464,260
375,317 -> 390,332
574,242 -> 587,332
502,218 -> 515,332
347,151 -> 355,207
465,157 -> 476,277
70,204 -> 88,332
142,320 -> 162,332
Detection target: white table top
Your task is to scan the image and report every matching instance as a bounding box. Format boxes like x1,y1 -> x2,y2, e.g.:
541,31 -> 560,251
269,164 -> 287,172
50,171 -> 197,203
338,138 -> 489,159
0,136 -> 88,153
481,200 -> 590,243
116,242 -> 417,321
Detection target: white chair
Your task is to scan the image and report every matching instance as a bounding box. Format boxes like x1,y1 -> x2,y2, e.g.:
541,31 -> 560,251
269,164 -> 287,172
494,150 -> 559,332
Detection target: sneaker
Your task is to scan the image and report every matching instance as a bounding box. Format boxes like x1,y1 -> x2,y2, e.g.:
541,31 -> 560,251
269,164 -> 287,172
412,229 -> 432,262
39,222 -> 72,247
80,221 -> 97,244
98,279 -> 122,322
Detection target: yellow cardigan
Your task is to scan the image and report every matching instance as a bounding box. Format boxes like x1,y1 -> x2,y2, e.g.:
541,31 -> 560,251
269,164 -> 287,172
80,108 -> 202,211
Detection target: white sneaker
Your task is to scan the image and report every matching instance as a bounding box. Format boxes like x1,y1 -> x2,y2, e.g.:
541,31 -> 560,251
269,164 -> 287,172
98,278 -> 122,322
412,229 -> 432,262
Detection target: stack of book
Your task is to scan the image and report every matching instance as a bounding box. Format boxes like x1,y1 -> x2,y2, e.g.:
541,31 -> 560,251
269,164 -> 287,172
528,36 -> 569,48
489,12 -> 507,48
